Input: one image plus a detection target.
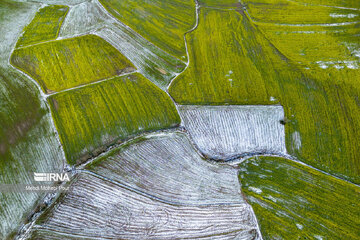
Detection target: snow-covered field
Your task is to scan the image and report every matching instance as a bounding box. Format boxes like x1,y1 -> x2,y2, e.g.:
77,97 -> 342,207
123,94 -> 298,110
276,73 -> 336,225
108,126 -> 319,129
28,172 -> 261,239
179,105 -> 287,160
87,131 -> 243,204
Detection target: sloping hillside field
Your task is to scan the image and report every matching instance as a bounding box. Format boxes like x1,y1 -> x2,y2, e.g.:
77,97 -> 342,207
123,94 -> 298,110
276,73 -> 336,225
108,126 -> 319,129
1,0 -> 360,239
239,156 -> 360,239
0,1 -> 65,238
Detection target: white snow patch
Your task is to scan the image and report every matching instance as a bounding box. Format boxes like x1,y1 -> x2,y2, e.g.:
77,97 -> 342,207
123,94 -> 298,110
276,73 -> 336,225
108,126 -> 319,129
316,60 -> 359,69
330,13 -> 358,18
266,195 -> 277,203
59,0 -> 108,37
317,61 -> 329,69
249,187 -> 263,194
292,131 -> 301,151
334,65 -> 345,69
296,223 -> 304,230
346,61 -> 359,69
345,43 -> 360,59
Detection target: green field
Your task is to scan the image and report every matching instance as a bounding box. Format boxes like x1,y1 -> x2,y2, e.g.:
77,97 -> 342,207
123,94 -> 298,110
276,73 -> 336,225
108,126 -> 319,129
169,9 -> 284,105
98,0 -> 196,60
169,8 -> 360,183
259,23 -> 360,66
11,34 -> 135,93
239,156 -> 360,239
242,0 -> 360,24
291,0 -> 360,9
49,73 -> 180,165
198,0 -> 240,7
16,5 -> 68,48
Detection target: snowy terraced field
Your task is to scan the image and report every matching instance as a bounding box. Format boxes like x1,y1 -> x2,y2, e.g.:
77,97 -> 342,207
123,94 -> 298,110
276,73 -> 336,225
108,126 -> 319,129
58,0 -> 108,37
27,173 -> 261,240
179,105 -> 287,160
26,131 -> 264,239
87,131 -> 243,204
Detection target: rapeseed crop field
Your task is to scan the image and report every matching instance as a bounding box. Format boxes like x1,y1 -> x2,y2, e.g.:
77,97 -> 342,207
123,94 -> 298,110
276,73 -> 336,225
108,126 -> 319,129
49,73 -> 180,165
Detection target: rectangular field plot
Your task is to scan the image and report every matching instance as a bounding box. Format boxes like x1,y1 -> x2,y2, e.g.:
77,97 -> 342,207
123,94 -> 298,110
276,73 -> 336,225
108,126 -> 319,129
179,105 -> 286,160
11,34 -> 135,93
48,73 -> 180,165
16,5 -> 68,48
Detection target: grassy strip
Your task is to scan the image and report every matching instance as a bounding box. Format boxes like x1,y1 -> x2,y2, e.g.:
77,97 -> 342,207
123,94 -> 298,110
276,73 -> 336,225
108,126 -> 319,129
98,0 -> 196,60
242,0 -> 360,24
259,23 -> 360,65
169,8 -> 360,183
16,5 -> 68,48
239,156 -> 360,239
290,0 -> 360,9
48,73 -> 180,165
11,34 -> 135,93
198,0 -> 241,8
